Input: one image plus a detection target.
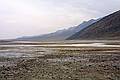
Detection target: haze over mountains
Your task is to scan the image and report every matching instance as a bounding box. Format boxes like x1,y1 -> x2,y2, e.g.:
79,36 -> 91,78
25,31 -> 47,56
67,10 -> 120,40
17,19 -> 97,40
16,10 -> 120,40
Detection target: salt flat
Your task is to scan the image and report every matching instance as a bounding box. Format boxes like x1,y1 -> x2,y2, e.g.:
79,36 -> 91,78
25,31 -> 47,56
0,40 -> 120,80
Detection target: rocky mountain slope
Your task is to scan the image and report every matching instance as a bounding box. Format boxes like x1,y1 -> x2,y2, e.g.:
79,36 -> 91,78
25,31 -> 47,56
67,10 -> 120,40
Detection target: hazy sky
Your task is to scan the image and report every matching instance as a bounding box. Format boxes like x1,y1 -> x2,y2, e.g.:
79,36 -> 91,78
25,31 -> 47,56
0,0 -> 120,39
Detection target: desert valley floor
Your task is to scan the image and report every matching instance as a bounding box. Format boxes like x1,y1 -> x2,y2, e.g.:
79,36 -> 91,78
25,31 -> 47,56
0,40 -> 120,80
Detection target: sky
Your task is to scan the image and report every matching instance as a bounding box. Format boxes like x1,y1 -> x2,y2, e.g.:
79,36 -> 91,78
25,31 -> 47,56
0,0 -> 120,39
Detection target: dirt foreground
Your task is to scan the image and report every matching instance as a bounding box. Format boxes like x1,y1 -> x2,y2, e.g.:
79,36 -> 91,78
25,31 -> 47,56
0,40 -> 120,80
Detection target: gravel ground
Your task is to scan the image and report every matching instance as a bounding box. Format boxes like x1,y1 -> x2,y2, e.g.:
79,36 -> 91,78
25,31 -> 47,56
0,41 -> 120,80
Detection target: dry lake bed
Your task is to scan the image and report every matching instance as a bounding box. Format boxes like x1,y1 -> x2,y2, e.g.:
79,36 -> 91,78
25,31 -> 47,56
0,40 -> 120,80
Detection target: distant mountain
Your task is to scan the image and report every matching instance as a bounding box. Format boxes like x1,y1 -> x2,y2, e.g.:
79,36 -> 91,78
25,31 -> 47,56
67,10 -> 120,40
16,19 -> 97,40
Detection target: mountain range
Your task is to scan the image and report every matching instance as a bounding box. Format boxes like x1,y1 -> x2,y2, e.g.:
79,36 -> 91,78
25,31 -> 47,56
16,10 -> 120,40
17,19 -> 97,40
67,10 -> 120,40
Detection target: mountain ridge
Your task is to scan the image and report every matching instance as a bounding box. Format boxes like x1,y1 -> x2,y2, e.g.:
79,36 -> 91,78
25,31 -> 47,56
16,19 -> 98,40
66,10 -> 120,40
